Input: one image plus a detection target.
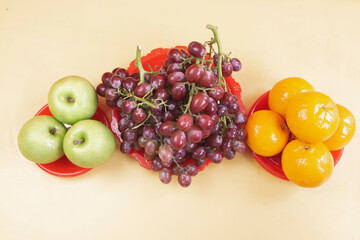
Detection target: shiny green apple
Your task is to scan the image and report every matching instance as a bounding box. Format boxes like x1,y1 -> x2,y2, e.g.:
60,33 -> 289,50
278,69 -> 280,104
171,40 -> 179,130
48,76 -> 98,125
18,115 -> 67,164
63,119 -> 115,168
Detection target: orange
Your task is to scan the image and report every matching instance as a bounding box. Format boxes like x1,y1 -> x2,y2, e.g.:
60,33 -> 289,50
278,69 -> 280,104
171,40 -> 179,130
282,139 -> 334,188
324,104 -> 356,151
245,110 -> 290,157
286,92 -> 339,143
268,77 -> 314,118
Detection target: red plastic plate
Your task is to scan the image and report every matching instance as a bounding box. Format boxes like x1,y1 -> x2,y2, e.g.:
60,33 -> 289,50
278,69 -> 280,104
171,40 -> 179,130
34,104 -> 111,177
110,46 -> 246,171
247,91 -> 344,180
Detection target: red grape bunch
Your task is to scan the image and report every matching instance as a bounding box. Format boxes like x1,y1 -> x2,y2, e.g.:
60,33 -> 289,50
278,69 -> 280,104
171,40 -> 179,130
96,25 -> 247,187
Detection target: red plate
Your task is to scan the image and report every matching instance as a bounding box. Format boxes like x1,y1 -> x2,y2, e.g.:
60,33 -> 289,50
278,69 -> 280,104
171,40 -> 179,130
247,91 -> 344,180
110,46 -> 246,171
34,104 -> 111,177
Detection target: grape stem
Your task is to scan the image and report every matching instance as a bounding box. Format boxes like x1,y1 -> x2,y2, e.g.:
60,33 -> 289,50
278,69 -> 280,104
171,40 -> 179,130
184,83 -> 196,114
206,25 -> 226,89
135,45 -> 146,84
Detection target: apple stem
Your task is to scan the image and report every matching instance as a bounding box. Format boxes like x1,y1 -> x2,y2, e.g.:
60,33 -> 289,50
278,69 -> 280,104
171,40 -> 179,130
73,138 -> 85,145
49,128 -> 56,135
67,97 -> 74,103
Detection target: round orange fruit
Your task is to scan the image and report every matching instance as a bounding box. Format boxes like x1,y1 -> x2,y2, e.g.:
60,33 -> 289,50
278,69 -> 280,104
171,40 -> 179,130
324,104 -> 356,151
282,139 -> 334,188
269,77 -> 315,118
286,92 -> 340,143
245,110 -> 290,157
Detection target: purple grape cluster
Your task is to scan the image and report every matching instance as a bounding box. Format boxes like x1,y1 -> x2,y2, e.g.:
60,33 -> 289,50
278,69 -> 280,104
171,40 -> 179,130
96,25 -> 247,187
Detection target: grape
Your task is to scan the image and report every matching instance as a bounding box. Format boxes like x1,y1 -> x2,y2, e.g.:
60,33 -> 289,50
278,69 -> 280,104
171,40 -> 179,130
201,128 -> 212,139
158,145 -> 174,165
187,126 -> 203,143
171,83 -> 187,100
185,141 -> 198,153
178,173 -> 191,187
194,157 -> 206,167
142,125 -> 156,139
211,122 -> 222,135
177,114 -> 193,132
170,130 -> 186,150
192,146 -> 206,160
171,164 -> 182,176
137,135 -> 148,148
122,129 -> 137,144
115,98 -> 124,108
225,127 -> 238,140
185,64 -> 204,83
208,85 -> 225,100
110,75 -> 122,89
102,72 -> 113,87
198,69 -> 214,87
231,58 -> 242,71
188,41 -> 206,58
163,59 -> 172,69
144,139 -> 159,155
185,163 -> 198,176
211,114 -> 219,124
190,92 -> 209,113
126,118 -> 137,129
204,97 -> 218,115
122,77 -> 137,92
180,49 -> 189,58
150,101 -> 164,115
174,148 -> 186,163
224,150 -> 235,160
221,92 -> 234,106
155,88 -> 169,101
222,62 -> 233,78
132,108 -> 147,123
151,157 -> 163,172
96,83 -> 107,97
150,73 -> 166,89
208,134 -> 223,148
232,140 -> 246,153
118,118 -> 128,132
167,72 -> 185,86
159,121 -> 177,137
163,137 -> 171,146
167,63 -> 183,74
217,104 -> 227,117
120,141 -> 132,153
208,150 -> 223,164
237,128 -> 247,140
234,112 -> 247,125
163,111 -> 175,122
195,114 -> 214,130
105,88 -> 119,102
130,72 -> 140,79
133,141 -> 142,151
159,168 -> 172,184
114,68 -> 129,79
213,53 -> 220,66
167,100 -> 177,112
112,68 -> 120,74
228,102 -> 239,114
134,83 -> 152,98
168,48 -> 182,63
220,139 -> 232,153
122,100 -> 137,114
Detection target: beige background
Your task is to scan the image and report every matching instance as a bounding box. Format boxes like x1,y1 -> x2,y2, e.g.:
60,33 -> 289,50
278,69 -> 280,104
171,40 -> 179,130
1,0 -> 359,239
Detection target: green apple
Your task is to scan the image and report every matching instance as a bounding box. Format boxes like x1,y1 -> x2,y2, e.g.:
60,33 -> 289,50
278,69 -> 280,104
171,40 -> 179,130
63,119 -> 115,168
18,115 -> 67,164
48,76 -> 98,125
